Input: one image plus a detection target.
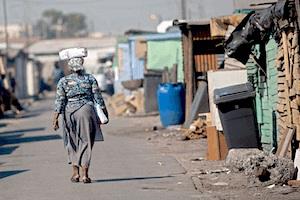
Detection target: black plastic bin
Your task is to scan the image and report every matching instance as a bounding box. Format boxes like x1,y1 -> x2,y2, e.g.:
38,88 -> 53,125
214,82 -> 259,149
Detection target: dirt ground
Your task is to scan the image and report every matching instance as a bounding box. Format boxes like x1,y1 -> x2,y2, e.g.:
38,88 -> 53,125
2,92 -> 300,199
112,113 -> 300,200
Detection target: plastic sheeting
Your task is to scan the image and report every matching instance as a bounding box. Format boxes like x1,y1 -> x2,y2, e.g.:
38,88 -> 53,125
147,40 -> 183,81
225,0 -> 288,64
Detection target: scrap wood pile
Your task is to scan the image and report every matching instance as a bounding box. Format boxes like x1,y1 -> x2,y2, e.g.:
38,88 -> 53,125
182,118 -> 207,140
108,90 -> 144,116
276,0 -> 300,157
181,114 -> 211,140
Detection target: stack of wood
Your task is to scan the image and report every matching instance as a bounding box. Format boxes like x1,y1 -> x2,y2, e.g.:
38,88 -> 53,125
276,23 -> 300,154
108,90 -> 144,116
182,118 -> 207,140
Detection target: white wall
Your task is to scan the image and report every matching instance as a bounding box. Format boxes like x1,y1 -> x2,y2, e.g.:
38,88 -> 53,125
26,61 -> 40,97
208,70 -> 248,131
15,55 -> 28,98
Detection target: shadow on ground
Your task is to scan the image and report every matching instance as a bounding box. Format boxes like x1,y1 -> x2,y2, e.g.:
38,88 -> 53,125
0,146 -> 19,155
0,169 -> 29,180
16,113 -> 41,119
0,134 -> 61,146
0,106 -> 51,119
0,127 -> 45,135
0,123 -> 6,128
0,127 -> 61,151
93,175 -> 173,183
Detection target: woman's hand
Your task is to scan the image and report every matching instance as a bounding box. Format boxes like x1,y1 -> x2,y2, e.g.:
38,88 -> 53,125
53,113 -> 60,131
98,119 -> 104,128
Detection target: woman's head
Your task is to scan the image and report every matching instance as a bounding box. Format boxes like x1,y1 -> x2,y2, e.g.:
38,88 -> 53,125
68,57 -> 84,72
59,47 -> 87,72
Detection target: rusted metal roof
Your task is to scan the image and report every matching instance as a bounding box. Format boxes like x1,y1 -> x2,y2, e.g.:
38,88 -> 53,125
28,36 -> 116,55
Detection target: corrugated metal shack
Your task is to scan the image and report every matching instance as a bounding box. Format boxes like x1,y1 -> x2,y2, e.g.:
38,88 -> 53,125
113,32 -> 184,113
116,32 -> 184,82
174,11 -> 292,151
174,19 -> 225,119
131,32 -> 183,113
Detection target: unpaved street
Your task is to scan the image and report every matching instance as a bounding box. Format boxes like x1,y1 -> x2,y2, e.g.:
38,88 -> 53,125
0,96 -> 201,200
2,95 -> 300,200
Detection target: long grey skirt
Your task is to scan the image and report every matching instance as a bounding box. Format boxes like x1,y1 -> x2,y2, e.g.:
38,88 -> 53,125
63,103 -> 103,167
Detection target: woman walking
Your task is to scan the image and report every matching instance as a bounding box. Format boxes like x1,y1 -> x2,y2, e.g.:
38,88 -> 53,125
53,50 -> 108,184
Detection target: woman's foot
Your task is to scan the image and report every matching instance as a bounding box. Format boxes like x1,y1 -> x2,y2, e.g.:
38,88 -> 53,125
70,175 -> 80,183
81,166 -> 91,184
70,165 -> 80,183
82,176 -> 91,184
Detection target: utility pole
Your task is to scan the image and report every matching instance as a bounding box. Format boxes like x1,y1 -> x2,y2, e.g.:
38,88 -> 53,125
3,0 -> 9,53
1,0 -> 9,88
188,8 -> 191,20
2,0 -> 9,66
23,0 -> 30,48
181,0 -> 187,19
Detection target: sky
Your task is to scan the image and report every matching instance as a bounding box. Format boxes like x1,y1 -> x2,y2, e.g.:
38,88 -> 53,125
0,0 -> 234,35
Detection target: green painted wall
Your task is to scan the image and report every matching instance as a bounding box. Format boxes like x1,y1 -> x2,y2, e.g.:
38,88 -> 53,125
247,39 -> 278,147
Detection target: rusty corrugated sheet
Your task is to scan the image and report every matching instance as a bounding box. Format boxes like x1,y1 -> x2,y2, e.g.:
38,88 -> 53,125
194,54 -> 217,72
189,26 -> 221,73
192,27 -> 211,41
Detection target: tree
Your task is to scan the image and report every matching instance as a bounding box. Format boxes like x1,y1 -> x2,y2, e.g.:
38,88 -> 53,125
63,13 -> 87,37
42,9 -> 64,25
33,9 -> 88,39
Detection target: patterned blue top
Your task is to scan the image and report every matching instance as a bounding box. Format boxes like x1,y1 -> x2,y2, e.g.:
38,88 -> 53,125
54,72 -> 106,114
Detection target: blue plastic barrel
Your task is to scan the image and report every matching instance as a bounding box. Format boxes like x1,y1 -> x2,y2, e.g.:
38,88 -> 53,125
157,83 -> 185,127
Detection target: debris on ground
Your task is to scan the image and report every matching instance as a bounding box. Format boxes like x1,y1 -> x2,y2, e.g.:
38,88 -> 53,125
212,182 -> 228,186
166,125 -> 182,131
190,157 -> 205,162
225,149 -> 295,186
267,184 -> 276,189
197,168 -> 230,175
125,90 -> 144,113
108,93 -> 128,115
181,118 -> 207,140
108,90 -> 144,116
288,180 -> 300,187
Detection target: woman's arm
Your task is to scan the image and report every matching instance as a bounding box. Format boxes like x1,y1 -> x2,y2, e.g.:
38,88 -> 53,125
53,78 -> 66,130
53,112 -> 60,131
91,75 -> 109,118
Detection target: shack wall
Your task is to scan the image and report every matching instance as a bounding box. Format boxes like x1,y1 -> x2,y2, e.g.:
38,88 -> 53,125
247,39 -> 278,147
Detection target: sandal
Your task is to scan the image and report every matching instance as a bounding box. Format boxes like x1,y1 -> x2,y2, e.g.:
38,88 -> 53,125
82,177 -> 91,184
70,175 -> 80,183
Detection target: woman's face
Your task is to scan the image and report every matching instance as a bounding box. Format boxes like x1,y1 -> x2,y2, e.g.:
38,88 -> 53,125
68,57 -> 84,72
79,58 -> 84,65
